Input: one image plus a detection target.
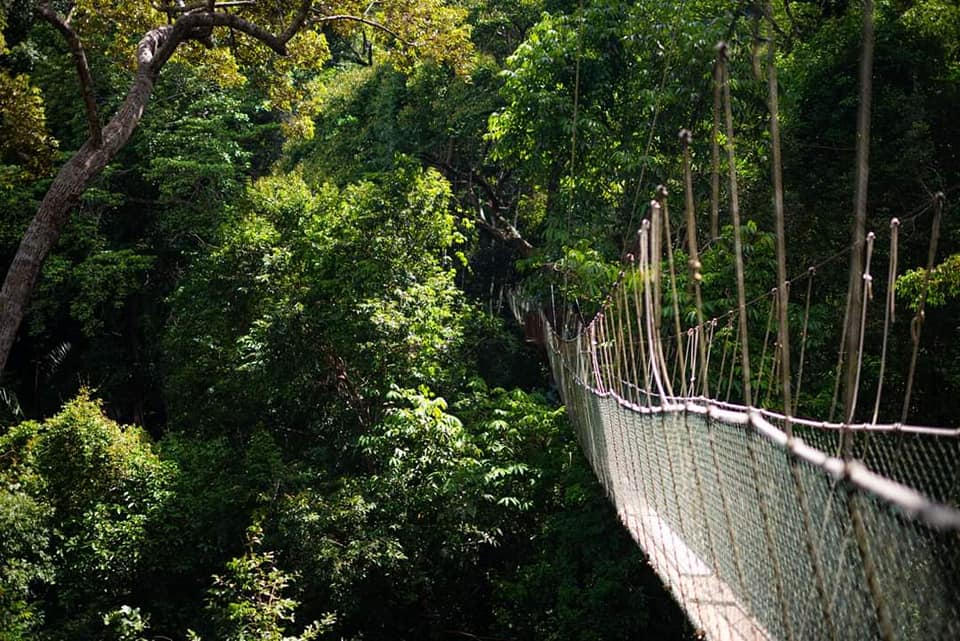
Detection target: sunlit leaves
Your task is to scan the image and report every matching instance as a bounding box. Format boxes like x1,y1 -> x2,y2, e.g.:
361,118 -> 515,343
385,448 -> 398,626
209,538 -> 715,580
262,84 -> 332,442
0,70 -> 57,182
0,391 -> 176,635
73,0 -> 166,67
897,254 -> 960,311
204,525 -> 325,641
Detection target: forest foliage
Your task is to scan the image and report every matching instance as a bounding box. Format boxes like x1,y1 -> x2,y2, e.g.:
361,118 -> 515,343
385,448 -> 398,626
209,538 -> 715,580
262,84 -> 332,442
1,0 -> 959,639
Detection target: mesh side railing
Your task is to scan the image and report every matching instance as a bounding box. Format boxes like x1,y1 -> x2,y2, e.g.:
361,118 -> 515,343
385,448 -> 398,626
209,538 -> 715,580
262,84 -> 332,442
541,314 -> 960,641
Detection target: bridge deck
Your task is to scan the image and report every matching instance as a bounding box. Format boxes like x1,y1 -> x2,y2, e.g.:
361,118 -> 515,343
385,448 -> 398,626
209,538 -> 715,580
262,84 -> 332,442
617,495 -> 772,641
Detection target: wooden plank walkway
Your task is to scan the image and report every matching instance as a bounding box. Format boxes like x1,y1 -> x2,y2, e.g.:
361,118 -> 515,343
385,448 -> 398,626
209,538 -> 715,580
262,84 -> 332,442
616,496 -> 774,641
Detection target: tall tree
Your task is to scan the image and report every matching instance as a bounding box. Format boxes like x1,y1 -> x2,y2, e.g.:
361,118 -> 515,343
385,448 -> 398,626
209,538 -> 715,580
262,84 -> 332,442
0,0 -> 470,374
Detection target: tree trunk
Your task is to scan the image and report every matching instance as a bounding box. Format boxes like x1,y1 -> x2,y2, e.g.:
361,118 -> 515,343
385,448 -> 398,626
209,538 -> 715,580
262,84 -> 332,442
0,25 -> 175,374
0,7 -> 301,373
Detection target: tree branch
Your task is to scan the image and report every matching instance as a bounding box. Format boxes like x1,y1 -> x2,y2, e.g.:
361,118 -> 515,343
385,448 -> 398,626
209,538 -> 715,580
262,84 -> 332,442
310,12 -> 412,47
474,216 -> 534,257
35,3 -> 102,147
157,1 -> 256,16
280,0 -> 315,44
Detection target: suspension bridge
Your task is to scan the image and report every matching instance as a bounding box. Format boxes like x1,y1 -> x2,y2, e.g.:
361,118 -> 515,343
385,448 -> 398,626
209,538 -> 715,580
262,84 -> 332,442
511,12 -> 960,641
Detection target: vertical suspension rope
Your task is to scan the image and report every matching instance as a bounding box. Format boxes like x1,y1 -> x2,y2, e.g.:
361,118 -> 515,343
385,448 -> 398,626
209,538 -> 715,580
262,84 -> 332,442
659,186 -> 689,397
719,42 -> 754,406
716,319 -> 732,400
766,34 -> 838,622
766,23 -> 794,423
763,321 -> 781,408
848,489 -> 895,641
631,247 -> 653,406
687,328 -> 698,392
829,287 -> 852,423
720,38 -> 794,641
794,268 -> 815,415
901,192 -> 945,423
619,266 -> 641,406
651,200 -> 664,350
703,319 -> 718,397
641,221 -> 671,402
755,291 -> 776,398
846,231 -> 876,427
611,283 -> 625,396
871,218 -> 899,424
840,4 -> 895,625
711,60 -> 722,241
725,328 -> 740,403
646,207 -> 675,400
681,129 -> 711,397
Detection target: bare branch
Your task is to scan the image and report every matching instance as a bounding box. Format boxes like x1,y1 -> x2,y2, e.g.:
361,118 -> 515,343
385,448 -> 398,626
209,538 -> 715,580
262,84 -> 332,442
35,3 -> 102,147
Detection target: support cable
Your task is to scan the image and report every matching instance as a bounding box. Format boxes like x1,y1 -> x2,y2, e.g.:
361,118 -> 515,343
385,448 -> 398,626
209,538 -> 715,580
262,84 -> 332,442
756,290 -> 777,399
719,42 -> 754,406
710,60 -> 722,240
687,328 -> 698,393
871,218 -> 899,424
766,26 -> 794,425
764,24 -> 837,630
900,192 -> 945,423
793,268 -> 815,416
641,222 -> 670,402
725,329 -> 740,403
829,287 -> 852,423
659,186 -> 689,397
647,205 -> 675,400
681,129 -> 711,397
630,247 -> 654,407
846,232 -> 876,427
703,319 -> 718,397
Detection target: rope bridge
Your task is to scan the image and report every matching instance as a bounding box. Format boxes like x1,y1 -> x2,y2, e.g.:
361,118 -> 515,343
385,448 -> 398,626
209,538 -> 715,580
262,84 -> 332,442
509,21 -> 960,641
513,270 -> 960,641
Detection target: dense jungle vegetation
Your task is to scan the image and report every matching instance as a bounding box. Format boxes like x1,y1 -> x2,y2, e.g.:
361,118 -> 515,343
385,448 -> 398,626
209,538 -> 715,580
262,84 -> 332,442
1,0 -> 958,639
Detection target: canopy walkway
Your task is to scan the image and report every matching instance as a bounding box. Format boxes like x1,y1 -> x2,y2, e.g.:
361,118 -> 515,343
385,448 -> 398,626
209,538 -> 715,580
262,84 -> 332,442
511,9 -> 960,639
514,272 -> 959,640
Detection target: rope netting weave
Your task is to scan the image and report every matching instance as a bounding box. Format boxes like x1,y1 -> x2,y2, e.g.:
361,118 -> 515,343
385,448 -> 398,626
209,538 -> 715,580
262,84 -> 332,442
511,264 -> 960,640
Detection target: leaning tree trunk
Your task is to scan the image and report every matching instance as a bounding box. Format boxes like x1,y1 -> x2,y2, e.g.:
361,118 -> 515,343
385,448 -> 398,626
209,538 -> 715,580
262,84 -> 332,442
0,31 -> 170,374
0,7 -> 301,374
